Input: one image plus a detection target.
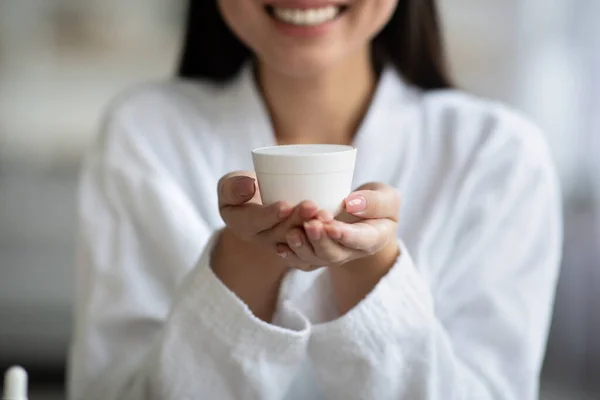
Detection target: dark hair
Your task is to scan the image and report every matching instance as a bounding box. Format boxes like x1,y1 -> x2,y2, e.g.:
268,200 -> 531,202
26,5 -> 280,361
178,0 -> 452,90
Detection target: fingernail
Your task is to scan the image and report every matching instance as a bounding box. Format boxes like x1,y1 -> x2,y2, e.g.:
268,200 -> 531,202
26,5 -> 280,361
277,251 -> 288,259
346,195 -> 366,213
235,178 -> 255,197
288,233 -> 302,248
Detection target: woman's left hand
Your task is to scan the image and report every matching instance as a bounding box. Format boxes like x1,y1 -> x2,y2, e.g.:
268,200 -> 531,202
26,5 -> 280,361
276,183 -> 401,270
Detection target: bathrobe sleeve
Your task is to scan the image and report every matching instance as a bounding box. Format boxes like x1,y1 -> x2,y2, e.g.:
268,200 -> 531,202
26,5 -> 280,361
67,99 -> 310,400
308,117 -> 562,400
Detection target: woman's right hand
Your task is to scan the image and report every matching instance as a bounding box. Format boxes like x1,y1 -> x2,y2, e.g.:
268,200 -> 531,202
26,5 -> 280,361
214,171 -> 333,321
217,171 -> 331,255
215,171 -> 331,321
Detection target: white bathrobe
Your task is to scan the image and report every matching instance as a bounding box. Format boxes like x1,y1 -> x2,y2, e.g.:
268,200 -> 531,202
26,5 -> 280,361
68,64 -> 562,400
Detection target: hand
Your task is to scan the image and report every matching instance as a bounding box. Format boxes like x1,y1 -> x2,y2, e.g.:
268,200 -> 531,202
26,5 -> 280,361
276,182 -> 400,269
218,171 -> 332,254
215,171 -> 330,322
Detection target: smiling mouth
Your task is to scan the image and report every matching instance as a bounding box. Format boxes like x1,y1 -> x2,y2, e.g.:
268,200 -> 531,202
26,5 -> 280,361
265,4 -> 349,26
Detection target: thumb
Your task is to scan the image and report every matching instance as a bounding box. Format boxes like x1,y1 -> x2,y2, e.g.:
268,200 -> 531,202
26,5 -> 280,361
344,184 -> 400,221
218,172 -> 257,208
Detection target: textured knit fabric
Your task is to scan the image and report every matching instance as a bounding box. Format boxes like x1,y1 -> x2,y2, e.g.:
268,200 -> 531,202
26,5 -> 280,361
68,64 -> 562,400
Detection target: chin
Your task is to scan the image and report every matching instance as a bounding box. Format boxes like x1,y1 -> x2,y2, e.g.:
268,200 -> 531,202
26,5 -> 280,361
260,47 -> 348,78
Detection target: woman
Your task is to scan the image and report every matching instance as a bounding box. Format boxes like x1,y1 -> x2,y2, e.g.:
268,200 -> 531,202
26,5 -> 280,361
68,0 -> 562,399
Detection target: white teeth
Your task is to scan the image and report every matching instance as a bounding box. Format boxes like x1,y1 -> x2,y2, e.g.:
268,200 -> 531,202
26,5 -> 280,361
273,6 -> 340,26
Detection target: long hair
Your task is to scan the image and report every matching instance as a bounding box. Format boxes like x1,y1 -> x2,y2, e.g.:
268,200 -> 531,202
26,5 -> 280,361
178,0 -> 452,90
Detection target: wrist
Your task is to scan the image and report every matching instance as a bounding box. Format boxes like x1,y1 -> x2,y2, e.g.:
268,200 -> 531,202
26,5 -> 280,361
341,237 -> 400,275
213,227 -> 287,270
329,238 -> 400,315
211,227 -> 289,321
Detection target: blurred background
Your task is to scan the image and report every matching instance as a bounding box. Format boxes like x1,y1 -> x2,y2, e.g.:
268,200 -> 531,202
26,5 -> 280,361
0,0 -> 598,398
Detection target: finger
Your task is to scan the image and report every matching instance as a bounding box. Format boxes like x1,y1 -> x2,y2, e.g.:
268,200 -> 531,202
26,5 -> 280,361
297,200 -> 321,220
218,172 -> 258,208
222,201 -> 293,238
316,209 -> 334,223
263,200 -> 319,243
286,228 -> 322,265
344,183 -> 400,221
325,219 -> 396,254
304,220 -> 351,265
275,242 -> 320,271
